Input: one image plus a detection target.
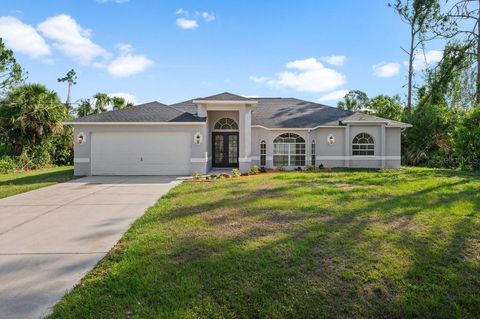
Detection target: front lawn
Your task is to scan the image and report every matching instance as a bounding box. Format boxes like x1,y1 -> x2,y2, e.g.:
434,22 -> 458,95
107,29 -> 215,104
50,168 -> 480,318
0,166 -> 74,199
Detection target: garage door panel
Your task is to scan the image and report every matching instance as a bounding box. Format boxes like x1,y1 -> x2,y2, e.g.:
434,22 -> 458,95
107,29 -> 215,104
91,132 -> 191,175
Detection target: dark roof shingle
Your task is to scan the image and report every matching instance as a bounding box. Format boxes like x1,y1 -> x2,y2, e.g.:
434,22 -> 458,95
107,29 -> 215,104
66,92 -> 410,127
193,92 -> 251,101
68,101 -> 205,123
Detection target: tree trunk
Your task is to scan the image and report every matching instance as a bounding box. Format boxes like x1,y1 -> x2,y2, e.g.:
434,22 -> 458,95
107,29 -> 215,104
476,0 -> 480,104
66,83 -> 72,112
407,25 -> 416,113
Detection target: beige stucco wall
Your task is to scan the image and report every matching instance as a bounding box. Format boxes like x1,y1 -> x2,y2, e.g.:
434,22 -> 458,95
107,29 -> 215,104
73,124 -> 207,176
250,124 -> 402,169
71,119 -> 404,175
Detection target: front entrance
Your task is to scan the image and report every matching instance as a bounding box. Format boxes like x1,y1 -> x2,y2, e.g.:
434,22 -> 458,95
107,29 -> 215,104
212,132 -> 239,167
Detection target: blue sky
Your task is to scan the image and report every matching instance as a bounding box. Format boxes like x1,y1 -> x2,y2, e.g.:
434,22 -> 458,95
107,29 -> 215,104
0,0 -> 444,106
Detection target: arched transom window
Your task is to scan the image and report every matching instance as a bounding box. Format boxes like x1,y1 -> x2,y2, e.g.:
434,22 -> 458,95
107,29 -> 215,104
214,118 -> 238,130
273,133 -> 305,166
352,133 -> 375,156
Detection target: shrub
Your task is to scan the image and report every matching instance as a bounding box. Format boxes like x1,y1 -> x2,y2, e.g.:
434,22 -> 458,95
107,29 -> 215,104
259,166 -> 267,173
305,165 -> 316,171
295,167 -> 302,171
277,165 -> 286,172
453,106 -> 480,170
231,168 -> 241,177
250,165 -> 259,175
0,156 -> 19,173
50,126 -> 74,166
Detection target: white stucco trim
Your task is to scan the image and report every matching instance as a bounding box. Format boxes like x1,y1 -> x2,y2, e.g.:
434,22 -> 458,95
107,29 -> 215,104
316,156 -> 401,160
342,120 -> 412,128
64,122 -> 206,125
74,158 -> 90,163
251,125 -> 347,131
190,158 -> 208,163
238,157 -> 251,163
193,100 -> 258,105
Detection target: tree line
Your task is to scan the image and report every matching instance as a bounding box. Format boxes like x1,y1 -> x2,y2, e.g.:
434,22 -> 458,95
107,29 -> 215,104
336,0 -> 480,170
0,40 -> 133,172
0,0 -> 479,172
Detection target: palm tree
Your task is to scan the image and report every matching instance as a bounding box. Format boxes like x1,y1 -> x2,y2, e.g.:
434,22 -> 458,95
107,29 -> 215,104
77,98 -> 94,117
57,69 -> 77,112
0,83 -> 66,155
93,93 -> 110,114
111,96 -> 127,110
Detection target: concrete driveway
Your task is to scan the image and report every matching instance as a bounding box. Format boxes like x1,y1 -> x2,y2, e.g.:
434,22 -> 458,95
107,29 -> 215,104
0,176 -> 182,319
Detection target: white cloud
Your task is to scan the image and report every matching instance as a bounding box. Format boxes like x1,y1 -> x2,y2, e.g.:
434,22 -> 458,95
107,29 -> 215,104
318,89 -> 349,103
175,9 -> 215,29
251,57 -> 346,93
38,14 -> 108,64
199,12 -> 215,22
411,50 -> 443,70
0,16 -> 50,59
108,92 -> 136,104
107,44 -> 153,77
286,57 -> 324,71
320,55 -> 346,66
372,62 -> 400,78
176,17 -> 198,30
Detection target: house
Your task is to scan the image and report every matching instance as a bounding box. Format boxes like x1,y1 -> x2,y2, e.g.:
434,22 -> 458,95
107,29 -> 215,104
65,92 -> 412,176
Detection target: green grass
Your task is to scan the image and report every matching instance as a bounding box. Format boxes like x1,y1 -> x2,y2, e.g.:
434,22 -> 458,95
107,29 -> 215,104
0,166 -> 74,199
49,168 -> 480,319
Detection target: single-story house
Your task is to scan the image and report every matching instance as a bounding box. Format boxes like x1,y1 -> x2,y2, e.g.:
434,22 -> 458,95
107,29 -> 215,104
65,92 -> 412,176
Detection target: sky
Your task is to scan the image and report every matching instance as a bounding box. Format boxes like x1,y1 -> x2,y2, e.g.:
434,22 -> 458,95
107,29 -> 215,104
0,0 -> 445,106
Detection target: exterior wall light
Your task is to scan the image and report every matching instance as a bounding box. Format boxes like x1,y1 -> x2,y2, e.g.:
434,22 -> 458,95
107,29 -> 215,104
77,132 -> 86,144
327,134 -> 335,145
194,132 -> 203,145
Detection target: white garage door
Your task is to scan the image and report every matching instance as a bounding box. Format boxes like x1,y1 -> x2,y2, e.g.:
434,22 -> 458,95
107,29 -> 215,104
91,132 -> 191,175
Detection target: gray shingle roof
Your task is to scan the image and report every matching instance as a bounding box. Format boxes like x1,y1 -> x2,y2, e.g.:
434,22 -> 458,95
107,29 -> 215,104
172,96 -> 410,128
250,98 -> 408,128
66,92 -> 410,127
67,101 -> 206,123
193,92 -> 251,101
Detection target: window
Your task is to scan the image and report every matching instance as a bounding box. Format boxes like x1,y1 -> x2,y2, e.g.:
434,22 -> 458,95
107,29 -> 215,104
352,133 -> 375,156
273,133 -> 305,166
260,140 -> 266,166
311,140 -> 316,166
214,118 -> 238,130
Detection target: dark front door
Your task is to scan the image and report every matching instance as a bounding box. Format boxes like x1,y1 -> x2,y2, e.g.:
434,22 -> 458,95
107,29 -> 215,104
212,132 -> 239,167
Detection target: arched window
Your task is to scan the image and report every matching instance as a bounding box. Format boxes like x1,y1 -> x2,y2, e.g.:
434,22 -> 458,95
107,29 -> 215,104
352,133 -> 375,156
273,133 -> 305,166
260,140 -> 266,166
214,118 -> 238,130
311,140 -> 316,166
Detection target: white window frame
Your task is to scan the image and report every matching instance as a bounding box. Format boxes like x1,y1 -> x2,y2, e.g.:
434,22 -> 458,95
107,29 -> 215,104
213,118 -> 239,131
311,140 -> 316,166
260,140 -> 266,166
352,133 -> 375,156
273,133 -> 306,167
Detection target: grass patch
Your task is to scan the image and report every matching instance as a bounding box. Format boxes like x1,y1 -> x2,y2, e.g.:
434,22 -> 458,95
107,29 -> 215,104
0,166 -> 74,199
50,168 -> 480,318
